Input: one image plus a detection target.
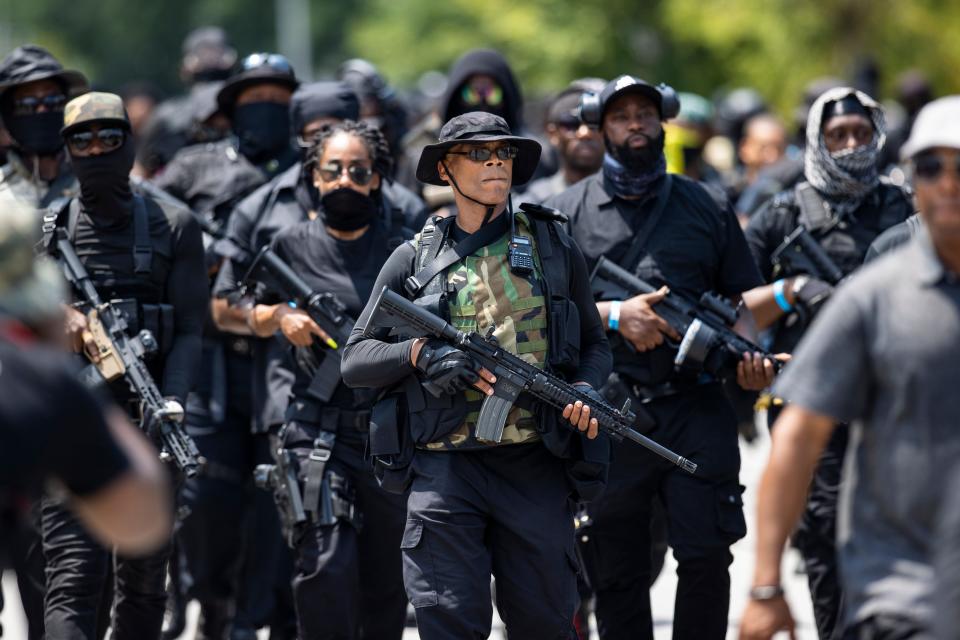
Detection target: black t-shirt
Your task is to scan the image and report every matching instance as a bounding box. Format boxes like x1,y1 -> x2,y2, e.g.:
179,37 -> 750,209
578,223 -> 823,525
0,339 -> 130,498
546,172 -> 763,385
60,194 -> 208,402
270,218 -> 405,442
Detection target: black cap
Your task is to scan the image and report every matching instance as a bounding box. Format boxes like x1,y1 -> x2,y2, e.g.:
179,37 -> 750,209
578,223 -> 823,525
416,111 -> 541,186
181,27 -> 237,80
600,75 -> 676,120
0,45 -> 88,101
216,53 -> 299,114
290,81 -> 360,134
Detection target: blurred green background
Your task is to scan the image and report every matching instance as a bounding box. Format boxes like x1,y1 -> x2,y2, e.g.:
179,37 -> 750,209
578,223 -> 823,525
1,0 -> 956,114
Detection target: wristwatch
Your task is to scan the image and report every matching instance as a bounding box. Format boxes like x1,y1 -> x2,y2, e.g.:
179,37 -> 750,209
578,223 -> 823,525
749,585 -> 784,601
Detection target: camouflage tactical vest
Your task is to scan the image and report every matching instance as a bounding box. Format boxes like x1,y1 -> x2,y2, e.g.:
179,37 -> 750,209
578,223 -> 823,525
417,213 -> 549,450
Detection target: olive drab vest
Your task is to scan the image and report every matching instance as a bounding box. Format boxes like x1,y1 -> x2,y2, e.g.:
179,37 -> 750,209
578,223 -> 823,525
406,209 -> 582,451
423,212 -> 549,449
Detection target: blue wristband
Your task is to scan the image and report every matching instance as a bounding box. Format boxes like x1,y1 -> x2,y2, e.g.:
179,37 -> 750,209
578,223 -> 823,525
608,300 -> 622,331
773,279 -> 793,313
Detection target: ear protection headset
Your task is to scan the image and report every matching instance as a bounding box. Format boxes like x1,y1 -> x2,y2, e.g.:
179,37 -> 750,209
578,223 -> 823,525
579,77 -> 681,126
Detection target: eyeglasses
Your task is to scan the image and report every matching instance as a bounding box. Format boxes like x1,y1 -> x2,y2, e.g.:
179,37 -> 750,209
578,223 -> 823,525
446,145 -> 519,162
241,52 -> 293,74
461,84 -> 504,108
914,153 -> 960,181
317,161 -> 374,186
12,94 -> 67,115
67,128 -> 126,153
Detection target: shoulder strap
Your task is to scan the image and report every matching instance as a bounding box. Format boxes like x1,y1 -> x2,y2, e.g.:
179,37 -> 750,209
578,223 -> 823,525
619,174 -> 673,274
132,194 -> 152,274
404,213 -> 509,297
794,182 -> 834,232
39,197 -> 72,255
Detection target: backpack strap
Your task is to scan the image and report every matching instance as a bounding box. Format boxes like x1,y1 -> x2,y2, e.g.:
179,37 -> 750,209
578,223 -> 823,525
618,174 -> 673,275
794,182 -> 835,233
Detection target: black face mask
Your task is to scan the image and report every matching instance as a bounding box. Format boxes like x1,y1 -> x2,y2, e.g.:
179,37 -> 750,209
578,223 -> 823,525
232,102 -> 292,164
606,130 -> 665,173
320,187 -> 378,232
5,111 -> 65,156
70,137 -> 135,226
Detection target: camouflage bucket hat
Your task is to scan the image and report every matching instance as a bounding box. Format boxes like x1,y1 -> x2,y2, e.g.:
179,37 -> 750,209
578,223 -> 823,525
0,203 -> 66,323
61,91 -> 130,136
416,111 -> 542,187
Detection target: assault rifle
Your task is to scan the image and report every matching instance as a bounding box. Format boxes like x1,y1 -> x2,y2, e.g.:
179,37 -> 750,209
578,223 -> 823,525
54,229 -> 203,477
770,225 -> 844,285
254,445 -> 307,547
242,246 -> 355,403
590,256 -> 783,376
362,286 -> 697,474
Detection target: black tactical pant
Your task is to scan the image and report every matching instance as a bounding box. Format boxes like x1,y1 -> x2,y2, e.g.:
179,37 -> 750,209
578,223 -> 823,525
177,344 -> 295,640
795,424 -> 849,640
40,496 -> 171,640
282,419 -> 407,640
0,510 -> 45,640
403,443 -> 579,640
583,383 -> 744,640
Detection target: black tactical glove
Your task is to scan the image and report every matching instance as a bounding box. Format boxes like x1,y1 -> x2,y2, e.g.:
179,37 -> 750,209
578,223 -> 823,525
415,339 -> 482,398
792,276 -> 834,318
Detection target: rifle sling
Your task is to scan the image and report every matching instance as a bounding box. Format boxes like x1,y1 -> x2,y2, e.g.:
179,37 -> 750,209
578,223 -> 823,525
618,174 -> 673,276
404,212 -> 510,297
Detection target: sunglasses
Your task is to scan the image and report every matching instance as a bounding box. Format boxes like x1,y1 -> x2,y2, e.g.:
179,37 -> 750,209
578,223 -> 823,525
67,128 -> 126,153
318,161 -> 374,186
554,117 -> 582,131
447,145 -> 519,162
241,52 -> 293,74
914,153 -> 960,181
12,94 -> 67,115
461,84 -> 504,108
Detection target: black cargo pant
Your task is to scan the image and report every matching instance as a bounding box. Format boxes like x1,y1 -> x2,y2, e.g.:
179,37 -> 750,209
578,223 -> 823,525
794,424 -> 849,640
177,343 -> 294,639
403,442 -> 579,640
282,418 -> 407,640
40,496 -> 171,640
583,383 -> 744,640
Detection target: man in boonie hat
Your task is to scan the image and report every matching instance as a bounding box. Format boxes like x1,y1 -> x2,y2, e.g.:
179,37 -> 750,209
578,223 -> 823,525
342,110 -> 614,638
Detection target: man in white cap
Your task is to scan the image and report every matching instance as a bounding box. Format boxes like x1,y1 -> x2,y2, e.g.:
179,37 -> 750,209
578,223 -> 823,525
740,95 -> 960,639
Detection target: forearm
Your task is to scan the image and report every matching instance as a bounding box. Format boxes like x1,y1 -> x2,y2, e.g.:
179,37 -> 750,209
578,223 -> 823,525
753,405 -> 835,586
210,297 -> 254,335
341,332 -> 418,389
742,278 -> 799,331
161,333 -> 201,401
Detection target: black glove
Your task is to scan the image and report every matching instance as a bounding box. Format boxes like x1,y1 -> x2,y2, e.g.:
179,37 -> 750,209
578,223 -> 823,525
792,276 -> 834,318
414,339 -> 481,398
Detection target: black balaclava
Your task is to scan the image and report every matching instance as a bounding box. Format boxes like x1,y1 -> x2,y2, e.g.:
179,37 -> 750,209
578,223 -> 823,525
320,187 -> 378,232
70,135 -> 135,226
4,110 -> 64,156
232,101 -> 291,164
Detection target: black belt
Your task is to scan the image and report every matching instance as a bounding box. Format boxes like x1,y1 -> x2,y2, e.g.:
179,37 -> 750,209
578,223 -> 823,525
632,374 -> 717,402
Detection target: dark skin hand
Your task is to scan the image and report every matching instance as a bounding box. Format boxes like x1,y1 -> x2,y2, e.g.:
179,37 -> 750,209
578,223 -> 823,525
411,337 -> 600,439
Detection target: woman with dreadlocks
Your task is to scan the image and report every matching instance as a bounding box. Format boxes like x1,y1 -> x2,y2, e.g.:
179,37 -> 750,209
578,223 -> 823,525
242,119 -> 412,640
741,87 -> 914,640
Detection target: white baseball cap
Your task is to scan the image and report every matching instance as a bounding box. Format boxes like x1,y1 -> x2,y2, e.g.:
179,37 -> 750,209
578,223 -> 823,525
900,96 -> 960,160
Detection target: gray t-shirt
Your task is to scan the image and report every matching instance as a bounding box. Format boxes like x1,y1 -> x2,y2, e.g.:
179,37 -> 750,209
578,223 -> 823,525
773,228 -> 960,628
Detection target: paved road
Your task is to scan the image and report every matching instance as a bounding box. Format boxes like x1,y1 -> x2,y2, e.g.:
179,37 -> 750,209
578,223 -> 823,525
3,424 -> 816,639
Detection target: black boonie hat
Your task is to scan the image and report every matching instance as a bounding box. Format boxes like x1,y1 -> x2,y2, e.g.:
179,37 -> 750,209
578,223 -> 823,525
416,111 -> 541,186
0,45 -> 88,101
216,52 -> 299,115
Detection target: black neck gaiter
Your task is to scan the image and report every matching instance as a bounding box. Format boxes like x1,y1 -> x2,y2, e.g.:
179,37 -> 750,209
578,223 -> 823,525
70,137 -> 136,226
5,111 -> 65,157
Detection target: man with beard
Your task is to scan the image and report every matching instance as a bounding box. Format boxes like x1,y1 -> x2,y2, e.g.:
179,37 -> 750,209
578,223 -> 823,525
0,44 -> 88,212
741,87 -> 913,640
39,92 -> 206,640
521,79 -> 606,205
545,75 -> 775,639
152,52 -> 300,640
